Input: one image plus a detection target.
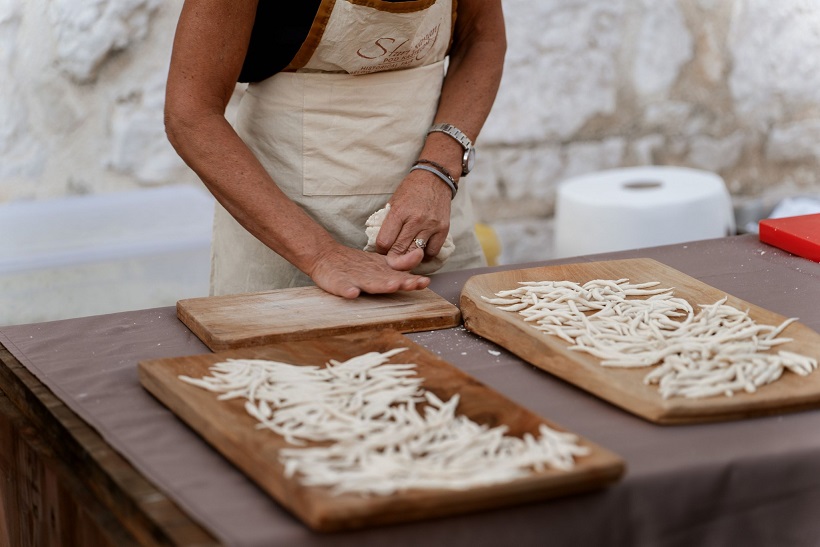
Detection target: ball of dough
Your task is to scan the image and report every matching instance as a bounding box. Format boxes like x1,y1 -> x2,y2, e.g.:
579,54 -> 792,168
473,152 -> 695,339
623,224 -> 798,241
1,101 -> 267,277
363,204 -> 455,275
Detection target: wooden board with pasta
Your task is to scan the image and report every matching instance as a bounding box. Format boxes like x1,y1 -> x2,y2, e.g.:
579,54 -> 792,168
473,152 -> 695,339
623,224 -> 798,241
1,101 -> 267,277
138,329 -> 624,532
460,258 -> 820,425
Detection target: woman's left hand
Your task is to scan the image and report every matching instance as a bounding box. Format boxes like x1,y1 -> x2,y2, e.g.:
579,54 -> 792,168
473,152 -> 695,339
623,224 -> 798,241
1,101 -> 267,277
375,168 -> 453,271
375,0 -> 506,273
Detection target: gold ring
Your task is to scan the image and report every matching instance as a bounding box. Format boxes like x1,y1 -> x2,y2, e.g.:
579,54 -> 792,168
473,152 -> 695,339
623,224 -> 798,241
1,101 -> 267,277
413,238 -> 427,249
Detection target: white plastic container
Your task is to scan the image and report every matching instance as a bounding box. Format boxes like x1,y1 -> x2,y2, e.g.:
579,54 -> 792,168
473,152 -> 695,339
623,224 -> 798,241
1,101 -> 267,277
0,185 -> 214,325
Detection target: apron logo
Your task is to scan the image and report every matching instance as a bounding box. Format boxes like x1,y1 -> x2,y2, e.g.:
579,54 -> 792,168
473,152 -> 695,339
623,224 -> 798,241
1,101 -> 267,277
354,24 -> 440,74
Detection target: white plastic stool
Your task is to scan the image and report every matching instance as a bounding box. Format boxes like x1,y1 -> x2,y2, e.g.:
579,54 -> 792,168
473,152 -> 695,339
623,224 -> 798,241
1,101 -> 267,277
554,166 -> 735,258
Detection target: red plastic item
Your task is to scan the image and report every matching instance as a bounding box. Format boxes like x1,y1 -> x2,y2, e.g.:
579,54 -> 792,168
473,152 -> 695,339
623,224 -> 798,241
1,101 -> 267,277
758,213 -> 820,262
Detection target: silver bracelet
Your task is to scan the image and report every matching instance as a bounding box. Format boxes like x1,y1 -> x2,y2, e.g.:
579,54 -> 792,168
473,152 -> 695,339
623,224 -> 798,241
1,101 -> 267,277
410,164 -> 458,200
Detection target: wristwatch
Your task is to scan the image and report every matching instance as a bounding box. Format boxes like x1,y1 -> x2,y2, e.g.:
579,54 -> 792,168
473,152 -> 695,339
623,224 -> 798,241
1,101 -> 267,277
427,123 -> 475,176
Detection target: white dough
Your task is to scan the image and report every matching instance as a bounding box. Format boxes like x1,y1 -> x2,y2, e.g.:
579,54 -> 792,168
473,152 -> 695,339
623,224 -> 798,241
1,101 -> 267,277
363,203 -> 455,275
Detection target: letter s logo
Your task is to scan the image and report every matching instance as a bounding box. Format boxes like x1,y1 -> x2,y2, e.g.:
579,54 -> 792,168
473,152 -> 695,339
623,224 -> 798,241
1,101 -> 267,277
357,38 -> 395,60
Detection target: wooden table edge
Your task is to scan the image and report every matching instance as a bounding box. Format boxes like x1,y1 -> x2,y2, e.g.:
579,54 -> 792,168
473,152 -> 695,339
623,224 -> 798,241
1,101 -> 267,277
0,341 -> 219,546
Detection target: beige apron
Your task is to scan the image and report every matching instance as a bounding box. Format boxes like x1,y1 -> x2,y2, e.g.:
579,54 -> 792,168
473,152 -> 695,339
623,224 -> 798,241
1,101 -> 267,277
211,0 -> 486,296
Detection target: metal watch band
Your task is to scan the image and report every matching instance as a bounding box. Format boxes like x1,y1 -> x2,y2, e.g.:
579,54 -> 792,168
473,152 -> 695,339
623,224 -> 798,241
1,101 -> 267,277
427,123 -> 473,150
427,123 -> 475,176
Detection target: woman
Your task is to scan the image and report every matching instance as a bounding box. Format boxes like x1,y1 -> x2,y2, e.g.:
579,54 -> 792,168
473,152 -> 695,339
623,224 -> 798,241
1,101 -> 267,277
165,0 -> 506,298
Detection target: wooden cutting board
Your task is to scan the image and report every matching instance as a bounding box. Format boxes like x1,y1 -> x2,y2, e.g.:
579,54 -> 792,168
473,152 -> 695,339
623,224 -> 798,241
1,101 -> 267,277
138,329 -> 624,532
177,287 -> 460,351
460,258 -> 820,425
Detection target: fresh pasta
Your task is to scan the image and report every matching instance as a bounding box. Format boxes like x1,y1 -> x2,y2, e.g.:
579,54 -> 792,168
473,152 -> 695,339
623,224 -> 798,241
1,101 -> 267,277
482,279 -> 817,399
180,348 -> 590,495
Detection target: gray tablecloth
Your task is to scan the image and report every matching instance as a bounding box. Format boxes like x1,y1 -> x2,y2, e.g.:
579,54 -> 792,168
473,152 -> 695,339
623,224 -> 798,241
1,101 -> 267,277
2,235 -> 820,546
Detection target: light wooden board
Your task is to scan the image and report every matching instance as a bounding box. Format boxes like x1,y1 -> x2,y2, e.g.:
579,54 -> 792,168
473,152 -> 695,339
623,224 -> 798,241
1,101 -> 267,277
460,258 -> 820,425
177,287 -> 461,351
138,329 -> 625,532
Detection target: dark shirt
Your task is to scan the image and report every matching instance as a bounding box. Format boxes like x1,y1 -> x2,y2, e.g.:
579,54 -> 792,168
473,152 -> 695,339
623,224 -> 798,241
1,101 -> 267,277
238,2 -> 320,83
238,0 -> 420,83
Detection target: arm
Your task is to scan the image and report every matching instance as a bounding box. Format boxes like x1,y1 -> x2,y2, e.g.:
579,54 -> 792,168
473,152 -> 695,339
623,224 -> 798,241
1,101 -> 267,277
164,0 -> 431,298
376,0 -> 507,264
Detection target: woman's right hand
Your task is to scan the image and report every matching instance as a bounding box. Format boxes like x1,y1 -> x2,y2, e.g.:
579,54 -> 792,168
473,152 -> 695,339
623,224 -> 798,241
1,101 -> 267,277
308,244 -> 431,299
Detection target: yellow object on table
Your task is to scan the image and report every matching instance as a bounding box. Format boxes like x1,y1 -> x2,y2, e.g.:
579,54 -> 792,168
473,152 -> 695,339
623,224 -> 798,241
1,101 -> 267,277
475,223 -> 501,266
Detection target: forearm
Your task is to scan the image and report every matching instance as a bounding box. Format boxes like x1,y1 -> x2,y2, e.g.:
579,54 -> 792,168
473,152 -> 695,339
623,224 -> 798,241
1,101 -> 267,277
379,3 -> 505,261
166,111 -> 338,277
165,0 -> 431,298
419,1 -> 507,180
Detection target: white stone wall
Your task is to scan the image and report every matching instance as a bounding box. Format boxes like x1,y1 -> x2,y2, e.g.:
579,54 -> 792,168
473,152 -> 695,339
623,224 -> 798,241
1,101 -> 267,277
2,0 -> 820,263
0,0 -> 192,201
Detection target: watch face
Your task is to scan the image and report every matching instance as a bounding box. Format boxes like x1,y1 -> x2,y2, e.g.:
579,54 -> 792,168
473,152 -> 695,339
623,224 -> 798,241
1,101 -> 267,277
463,147 -> 476,175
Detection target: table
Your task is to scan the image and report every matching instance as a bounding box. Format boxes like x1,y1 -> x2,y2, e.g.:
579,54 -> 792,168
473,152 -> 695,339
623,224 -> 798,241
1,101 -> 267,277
1,235 -> 819,546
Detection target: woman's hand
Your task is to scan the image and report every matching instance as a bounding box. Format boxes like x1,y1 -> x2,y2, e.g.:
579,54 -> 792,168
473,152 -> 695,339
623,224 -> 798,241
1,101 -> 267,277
375,0 -> 506,273
375,167 -> 453,271
308,244 -> 430,299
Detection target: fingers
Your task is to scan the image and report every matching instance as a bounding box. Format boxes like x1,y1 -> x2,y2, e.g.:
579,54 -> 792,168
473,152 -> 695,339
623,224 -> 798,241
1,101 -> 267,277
423,231 -> 446,258
400,274 -> 431,292
375,210 -> 402,254
347,269 -> 430,295
382,214 -> 448,264
320,267 -> 429,298
376,197 -> 450,258
388,226 -> 446,265
386,245 -> 424,271
309,245 -> 431,298
334,283 -> 362,300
